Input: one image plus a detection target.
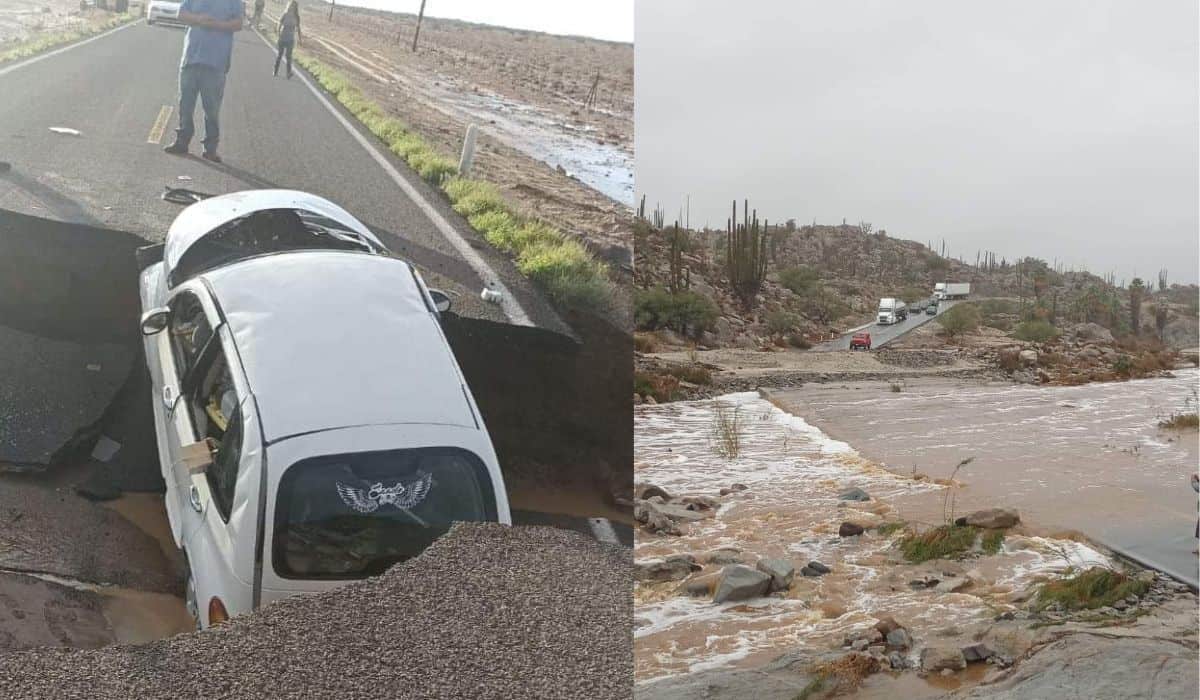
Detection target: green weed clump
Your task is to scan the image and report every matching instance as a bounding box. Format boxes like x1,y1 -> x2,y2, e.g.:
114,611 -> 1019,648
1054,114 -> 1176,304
981,529 -> 1006,555
899,525 -> 979,563
1035,567 -> 1149,611
1159,413 -> 1199,430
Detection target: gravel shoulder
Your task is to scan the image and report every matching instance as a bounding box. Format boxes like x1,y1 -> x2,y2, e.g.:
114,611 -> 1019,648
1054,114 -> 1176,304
0,523 -> 633,700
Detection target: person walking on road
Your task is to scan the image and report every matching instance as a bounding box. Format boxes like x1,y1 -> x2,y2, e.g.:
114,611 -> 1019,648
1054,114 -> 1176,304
274,1 -> 302,79
163,0 -> 244,163
251,0 -> 265,28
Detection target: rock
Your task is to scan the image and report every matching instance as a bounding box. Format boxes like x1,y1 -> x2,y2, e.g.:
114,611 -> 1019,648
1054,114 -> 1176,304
1073,322 -> 1114,344
647,501 -> 712,524
634,501 -> 682,536
636,483 -> 673,501
839,522 -> 865,537
719,483 -> 749,496
634,555 -> 701,583
803,561 -> 830,576
888,652 -> 907,670
886,628 -> 913,650
936,577 -> 970,594
867,645 -> 885,656
921,646 -> 967,673
962,644 -> 995,663
1113,599 -> 1128,611
679,495 -> 721,512
909,577 -> 939,590
1019,349 -> 1039,366
941,668 -> 955,677
713,565 -> 772,603
755,558 -> 795,592
962,508 -> 1020,529
873,617 -> 902,637
838,487 -> 871,502
852,639 -> 870,652
644,395 -> 658,405
704,548 -> 743,566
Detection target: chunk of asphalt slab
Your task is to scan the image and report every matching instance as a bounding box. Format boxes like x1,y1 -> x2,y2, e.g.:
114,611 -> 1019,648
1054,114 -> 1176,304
0,523 -> 634,700
0,324 -> 132,468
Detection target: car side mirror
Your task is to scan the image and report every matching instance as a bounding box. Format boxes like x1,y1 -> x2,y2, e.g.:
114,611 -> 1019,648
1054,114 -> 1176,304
428,289 -> 452,313
141,307 -> 171,335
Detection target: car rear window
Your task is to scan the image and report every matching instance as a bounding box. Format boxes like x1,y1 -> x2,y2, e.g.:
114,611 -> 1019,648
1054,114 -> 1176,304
272,447 -> 497,579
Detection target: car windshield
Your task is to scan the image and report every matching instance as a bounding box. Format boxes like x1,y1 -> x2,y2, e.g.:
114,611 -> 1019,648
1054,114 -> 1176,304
171,207 -> 377,286
273,446 -> 497,579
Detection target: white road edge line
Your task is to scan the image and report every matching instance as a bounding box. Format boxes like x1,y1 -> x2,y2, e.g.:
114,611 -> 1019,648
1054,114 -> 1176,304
0,19 -> 141,78
251,29 -> 534,327
587,517 -> 620,545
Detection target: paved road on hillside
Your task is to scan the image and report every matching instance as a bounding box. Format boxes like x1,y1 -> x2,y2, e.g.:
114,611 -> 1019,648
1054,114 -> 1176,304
814,300 -> 960,351
0,20 -> 563,331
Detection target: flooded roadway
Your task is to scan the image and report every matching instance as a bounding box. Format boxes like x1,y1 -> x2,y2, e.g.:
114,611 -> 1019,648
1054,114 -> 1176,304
634,393 -> 1113,684
771,370 -> 1200,586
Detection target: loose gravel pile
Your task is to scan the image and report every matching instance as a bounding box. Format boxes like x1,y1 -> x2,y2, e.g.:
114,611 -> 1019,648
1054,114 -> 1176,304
0,523 -> 633,699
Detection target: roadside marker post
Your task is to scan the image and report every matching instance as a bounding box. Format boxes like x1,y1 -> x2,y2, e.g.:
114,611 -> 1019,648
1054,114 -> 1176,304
459,124 -> 478,177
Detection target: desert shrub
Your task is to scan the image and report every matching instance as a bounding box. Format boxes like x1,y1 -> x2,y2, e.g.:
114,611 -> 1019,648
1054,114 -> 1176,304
633,371 -> 680,403
445,178 -> 506,218
517,240 -> 611,311
938,304 -> 981,338
1035,567 -> 1149,611
997,348 -> 1022,372
778,266 -> 820,295
634,288 -> 719,337
765,310 -> 802,335
633,332 -> 658,354
1159,413 -> 1199,429
709,401 -> 743,459
787,333 -> 811,349
1014,319 -> 1060,343
666,363 -> 713,385
981,529 -> 1006,555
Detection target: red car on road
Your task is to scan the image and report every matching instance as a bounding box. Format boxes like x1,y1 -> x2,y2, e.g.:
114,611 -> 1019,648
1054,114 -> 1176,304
849,331 -> 872,350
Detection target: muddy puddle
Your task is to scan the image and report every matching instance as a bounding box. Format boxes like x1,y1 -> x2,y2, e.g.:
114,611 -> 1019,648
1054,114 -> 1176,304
634,392 -> 1113,683
771,371 -> 1200,584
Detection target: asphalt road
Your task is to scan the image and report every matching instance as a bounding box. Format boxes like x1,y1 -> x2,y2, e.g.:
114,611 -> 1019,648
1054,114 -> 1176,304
0,20 -> 566,333
814,299 -> 960,351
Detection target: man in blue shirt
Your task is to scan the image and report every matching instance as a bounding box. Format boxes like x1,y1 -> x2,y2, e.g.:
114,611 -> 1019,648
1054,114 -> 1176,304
163,0 -> 243,163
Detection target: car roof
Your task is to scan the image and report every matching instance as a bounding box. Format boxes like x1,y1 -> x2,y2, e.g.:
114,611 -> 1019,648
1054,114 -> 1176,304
201,251 -> 477,443
164,190 -> 385,286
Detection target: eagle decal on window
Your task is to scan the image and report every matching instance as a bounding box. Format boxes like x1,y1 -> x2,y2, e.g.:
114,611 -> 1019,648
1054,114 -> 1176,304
336,472 -> 434,513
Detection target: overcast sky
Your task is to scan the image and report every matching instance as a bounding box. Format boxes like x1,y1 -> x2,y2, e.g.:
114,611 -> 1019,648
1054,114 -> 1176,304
636,1 -> 1199,284
336,1 -> 633,42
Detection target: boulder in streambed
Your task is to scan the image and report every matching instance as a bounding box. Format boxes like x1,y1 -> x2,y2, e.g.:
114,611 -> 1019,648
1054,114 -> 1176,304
955,508 -> 1020,529
634,555 -> 701,583
680,572 -> 721,598
839,522 -> 865,537
838,487 -> 871,502
800,561 -> 831,577
921,646 -> 967,673
961,643 -> 996,663
755,558 -> 795,592
713,565 -> 772,603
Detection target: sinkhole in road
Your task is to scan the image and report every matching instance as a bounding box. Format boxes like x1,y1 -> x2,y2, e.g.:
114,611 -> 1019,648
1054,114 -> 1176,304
0,207 -> 631,651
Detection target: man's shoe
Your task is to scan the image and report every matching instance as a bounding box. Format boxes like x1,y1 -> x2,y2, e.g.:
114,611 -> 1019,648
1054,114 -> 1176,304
202,151 -> 222,164
163,142 -> 188,155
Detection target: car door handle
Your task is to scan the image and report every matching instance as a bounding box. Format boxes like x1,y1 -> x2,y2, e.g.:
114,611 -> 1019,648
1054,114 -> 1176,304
163,385 -> 178,412
189,484 -> 203,512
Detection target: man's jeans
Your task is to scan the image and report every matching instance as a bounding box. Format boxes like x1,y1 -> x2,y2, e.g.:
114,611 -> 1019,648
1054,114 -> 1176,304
175,63 -> 226,153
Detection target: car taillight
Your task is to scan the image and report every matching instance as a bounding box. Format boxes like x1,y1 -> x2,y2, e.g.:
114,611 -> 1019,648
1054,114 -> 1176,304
208,597 -> 230,626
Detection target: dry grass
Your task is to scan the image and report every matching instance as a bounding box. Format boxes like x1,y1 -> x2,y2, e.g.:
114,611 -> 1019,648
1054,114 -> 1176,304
709,400 -> 743,459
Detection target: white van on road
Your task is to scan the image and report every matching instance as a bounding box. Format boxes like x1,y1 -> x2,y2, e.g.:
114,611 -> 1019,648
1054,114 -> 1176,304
138,190 -> 511,628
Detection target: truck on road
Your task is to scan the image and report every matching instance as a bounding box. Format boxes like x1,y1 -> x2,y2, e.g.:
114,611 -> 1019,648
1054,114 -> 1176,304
934,282 -> 970,300
877,298 -> 907,325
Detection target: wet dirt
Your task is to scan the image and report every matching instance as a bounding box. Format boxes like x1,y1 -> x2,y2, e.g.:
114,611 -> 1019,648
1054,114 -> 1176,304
0,1 -> 104,46
634,392 -> 1115,684
770,372 -> 1200,585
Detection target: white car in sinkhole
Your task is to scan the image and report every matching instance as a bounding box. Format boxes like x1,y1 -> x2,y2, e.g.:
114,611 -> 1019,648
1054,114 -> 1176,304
137,190 -> 510,629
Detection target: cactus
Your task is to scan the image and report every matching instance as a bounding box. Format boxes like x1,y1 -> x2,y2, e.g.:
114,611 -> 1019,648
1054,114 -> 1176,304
725,199 -> 768,307
668,223 -> 690,293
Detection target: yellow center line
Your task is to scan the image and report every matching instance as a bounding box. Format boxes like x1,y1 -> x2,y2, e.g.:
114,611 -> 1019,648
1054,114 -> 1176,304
147,105 -> 173,144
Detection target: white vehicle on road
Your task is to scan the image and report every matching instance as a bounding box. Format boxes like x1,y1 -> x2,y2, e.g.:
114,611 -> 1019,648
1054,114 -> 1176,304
934,282 -> 971,300
137,190 -> 510,629
877,298 -> 907,325
146,0 -> 183,25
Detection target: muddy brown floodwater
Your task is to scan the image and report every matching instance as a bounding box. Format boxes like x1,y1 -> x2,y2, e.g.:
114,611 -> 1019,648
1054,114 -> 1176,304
770,370 -> 1200,586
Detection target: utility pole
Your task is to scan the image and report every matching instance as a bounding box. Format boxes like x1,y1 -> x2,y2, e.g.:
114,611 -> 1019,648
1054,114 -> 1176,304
329,0 -> 335,21
412,0 -> 427,52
